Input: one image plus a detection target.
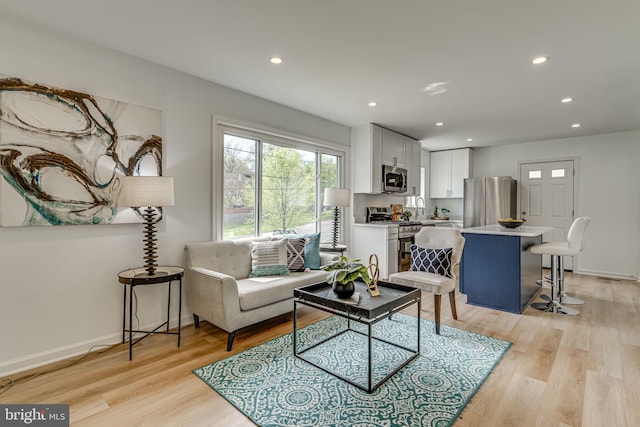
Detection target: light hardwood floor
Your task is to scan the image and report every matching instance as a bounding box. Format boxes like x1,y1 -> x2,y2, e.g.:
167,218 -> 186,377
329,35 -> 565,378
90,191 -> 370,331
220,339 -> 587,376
1,272 -> 638,426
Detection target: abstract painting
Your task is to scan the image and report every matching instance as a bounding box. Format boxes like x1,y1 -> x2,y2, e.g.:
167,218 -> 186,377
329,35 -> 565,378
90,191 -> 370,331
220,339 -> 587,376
0,75 -> 162,226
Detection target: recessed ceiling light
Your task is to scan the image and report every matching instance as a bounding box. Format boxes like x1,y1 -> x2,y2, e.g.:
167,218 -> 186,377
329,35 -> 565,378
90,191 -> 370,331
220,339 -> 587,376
466,138 -> 473,142
571,123 -> 581,128
368,102 -> 377,107
561,97 -> 574,103
436,122 -> 444,126
532,56 -> 549,65
269,56 -> 283,65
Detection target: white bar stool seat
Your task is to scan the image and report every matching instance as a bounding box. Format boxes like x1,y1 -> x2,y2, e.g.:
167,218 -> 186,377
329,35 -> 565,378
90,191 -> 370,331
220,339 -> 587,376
529,216 -> 590,315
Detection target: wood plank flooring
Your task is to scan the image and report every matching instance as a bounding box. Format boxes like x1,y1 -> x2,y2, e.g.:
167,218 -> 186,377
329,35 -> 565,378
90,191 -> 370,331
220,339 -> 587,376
1,272 -> 638,426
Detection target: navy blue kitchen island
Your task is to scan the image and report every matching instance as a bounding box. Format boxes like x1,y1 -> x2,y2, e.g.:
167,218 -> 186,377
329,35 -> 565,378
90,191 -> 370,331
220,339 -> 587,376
459,225 -> 552,314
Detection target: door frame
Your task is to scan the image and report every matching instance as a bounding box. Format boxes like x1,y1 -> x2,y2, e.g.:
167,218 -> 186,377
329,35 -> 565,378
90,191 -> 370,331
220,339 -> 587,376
517,156 -> 580,269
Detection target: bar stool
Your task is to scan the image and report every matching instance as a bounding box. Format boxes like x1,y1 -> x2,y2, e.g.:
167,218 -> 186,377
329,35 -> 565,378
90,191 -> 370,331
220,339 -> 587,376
529,216 -> 590,315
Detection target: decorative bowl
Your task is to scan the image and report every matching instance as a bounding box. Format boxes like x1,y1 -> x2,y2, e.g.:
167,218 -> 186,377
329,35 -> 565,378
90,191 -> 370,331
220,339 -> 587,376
498,218 -> 525,228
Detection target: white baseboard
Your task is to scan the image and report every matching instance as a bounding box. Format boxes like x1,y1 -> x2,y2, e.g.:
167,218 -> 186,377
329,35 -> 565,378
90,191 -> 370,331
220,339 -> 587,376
0,314 -> 194,378
575,268 -> 638,282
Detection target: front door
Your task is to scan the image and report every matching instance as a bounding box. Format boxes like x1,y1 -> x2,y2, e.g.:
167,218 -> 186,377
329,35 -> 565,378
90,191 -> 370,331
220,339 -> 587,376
519,160 -> 575,269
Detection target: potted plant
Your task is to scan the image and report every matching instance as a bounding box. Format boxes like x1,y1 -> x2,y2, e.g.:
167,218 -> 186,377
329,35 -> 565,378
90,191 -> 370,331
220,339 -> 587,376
321,255 -> 372,298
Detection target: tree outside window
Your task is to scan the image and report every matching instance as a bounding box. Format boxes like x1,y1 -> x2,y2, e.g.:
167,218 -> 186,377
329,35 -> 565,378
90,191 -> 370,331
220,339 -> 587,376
222,132 -> 341,240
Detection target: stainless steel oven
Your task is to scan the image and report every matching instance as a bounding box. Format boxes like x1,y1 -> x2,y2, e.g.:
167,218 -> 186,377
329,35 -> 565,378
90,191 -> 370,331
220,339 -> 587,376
398,222 -> 422,272
366,206 -> 422,272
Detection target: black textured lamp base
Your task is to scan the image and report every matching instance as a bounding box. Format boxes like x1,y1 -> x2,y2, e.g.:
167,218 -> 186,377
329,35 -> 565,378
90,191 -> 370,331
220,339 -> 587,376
141,207 -> 159,275
331,206 -> 340,248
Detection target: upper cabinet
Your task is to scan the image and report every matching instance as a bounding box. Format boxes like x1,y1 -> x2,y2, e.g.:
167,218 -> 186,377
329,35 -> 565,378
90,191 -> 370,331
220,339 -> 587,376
352,123 -> 383,193
405,138 -> 421,196
381,128 -> 405,167
352,124 -> 421,194
430,148 -> 471,198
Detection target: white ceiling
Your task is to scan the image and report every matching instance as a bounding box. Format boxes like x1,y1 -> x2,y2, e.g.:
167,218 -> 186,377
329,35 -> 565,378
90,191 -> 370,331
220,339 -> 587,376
1,0 -> 639,150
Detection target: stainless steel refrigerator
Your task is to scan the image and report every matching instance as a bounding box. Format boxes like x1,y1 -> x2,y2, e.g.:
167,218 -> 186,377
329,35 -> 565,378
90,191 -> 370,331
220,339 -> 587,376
463,177 -> 517,227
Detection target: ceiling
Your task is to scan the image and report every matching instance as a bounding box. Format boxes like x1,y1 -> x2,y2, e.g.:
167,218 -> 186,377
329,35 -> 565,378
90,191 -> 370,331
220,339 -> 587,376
1,0 -> 639,150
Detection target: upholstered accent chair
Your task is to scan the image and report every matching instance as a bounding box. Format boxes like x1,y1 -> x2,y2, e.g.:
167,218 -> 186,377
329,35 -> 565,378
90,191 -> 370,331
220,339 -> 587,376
388,227 -> 465,334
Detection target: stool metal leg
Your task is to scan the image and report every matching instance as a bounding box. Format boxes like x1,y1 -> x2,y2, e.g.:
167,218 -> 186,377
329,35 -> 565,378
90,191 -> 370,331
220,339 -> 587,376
557,256 -> 585,305
532,255 -> 579,315
532,255 -> 559,312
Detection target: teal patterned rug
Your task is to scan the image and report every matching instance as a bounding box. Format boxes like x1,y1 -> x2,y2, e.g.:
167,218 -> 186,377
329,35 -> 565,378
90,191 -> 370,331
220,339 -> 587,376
194,315 -> 511,427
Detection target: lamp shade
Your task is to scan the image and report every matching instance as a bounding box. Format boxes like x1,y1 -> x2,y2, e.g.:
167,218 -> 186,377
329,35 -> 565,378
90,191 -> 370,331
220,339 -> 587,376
324,187 -> 350,207
119,176 -> 175,208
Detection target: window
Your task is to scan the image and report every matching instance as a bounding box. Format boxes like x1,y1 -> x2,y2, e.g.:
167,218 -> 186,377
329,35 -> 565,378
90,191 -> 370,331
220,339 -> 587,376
551,169 -> 565,178
528,170 -> 542,179
222,128 -> 343,241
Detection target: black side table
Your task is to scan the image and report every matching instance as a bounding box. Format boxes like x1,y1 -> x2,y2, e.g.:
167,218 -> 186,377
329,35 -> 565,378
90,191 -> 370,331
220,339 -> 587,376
117,266 -> 184,360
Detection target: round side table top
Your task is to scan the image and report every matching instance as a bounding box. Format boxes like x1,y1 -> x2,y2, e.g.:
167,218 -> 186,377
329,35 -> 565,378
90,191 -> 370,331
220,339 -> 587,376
118,266 -> 184,284
319,243 -> 348,253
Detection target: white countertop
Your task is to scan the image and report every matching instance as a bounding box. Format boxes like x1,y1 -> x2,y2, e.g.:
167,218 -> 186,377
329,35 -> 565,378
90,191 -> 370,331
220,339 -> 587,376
461,224 -> 553,237
420,219 -> 463,225
353,222 -> 399,228
354,219 -> 463,228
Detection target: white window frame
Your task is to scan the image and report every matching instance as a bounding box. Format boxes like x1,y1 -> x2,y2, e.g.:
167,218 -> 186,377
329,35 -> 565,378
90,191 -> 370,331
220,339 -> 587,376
212,115 -> 349,241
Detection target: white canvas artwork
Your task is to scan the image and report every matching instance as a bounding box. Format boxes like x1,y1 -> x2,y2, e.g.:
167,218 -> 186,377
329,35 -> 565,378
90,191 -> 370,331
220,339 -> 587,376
0,75 -> 163,226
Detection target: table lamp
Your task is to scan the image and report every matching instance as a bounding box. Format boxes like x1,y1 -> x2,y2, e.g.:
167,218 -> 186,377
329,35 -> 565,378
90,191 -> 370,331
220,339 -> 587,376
324,187 -> 350,248
119,176 -> 174,276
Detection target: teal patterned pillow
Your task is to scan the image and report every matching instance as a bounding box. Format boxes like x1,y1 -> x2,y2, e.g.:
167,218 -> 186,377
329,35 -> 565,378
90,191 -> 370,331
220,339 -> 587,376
291,232 -> 320,269
250,239 -> 290,277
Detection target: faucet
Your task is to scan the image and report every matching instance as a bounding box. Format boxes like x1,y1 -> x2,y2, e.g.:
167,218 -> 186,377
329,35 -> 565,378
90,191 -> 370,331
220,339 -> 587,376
415,196 -> 425,219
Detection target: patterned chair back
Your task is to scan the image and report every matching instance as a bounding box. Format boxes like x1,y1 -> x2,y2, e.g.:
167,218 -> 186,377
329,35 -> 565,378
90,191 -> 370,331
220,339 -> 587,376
413,227 -> 465,280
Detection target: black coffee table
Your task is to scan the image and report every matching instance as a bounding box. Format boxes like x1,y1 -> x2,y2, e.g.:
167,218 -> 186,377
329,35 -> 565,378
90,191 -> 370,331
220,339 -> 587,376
293,280 -> 421,393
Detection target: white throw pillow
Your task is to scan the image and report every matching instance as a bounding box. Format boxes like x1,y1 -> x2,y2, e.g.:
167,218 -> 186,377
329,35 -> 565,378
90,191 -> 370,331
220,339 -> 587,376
250,239 -> 290,277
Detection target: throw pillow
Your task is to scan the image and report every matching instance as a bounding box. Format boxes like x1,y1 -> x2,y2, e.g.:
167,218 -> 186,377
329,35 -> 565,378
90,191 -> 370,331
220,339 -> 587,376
250,239 -> 290,277
290,232 -> 321,269
409,245 -> 453,278
285,237 -> 306,272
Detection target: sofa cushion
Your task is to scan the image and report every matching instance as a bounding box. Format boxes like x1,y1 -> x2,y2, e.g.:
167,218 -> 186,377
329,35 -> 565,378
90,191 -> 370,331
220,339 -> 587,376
289,232 -> 321,269
285,237 -> 306,272
237,269 -> 328,311
250,239 -> 289,277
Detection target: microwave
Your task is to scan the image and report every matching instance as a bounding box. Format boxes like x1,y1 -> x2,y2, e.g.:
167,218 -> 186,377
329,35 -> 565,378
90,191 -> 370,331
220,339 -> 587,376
382,165 -> 407,193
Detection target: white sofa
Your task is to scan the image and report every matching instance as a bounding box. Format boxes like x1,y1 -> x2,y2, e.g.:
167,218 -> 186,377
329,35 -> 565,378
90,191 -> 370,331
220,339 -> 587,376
184,237 -> 337,350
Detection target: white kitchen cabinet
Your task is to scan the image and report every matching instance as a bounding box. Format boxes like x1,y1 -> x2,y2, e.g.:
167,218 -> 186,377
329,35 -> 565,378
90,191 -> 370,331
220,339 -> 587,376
430,148 -> 471,198
381,128 -> 406,167
351,123 -> 383,193
352,123 -> 420,194
405,138 -> 421,195
352,224 -> 398,280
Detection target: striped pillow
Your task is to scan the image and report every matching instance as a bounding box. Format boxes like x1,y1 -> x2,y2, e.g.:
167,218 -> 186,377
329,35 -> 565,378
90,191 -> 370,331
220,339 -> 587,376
250,239 -> 290,277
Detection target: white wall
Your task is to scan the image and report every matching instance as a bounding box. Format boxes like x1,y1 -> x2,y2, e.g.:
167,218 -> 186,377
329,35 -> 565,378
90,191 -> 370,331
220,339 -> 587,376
0,13 -> 350,375
471,131 -> 640,280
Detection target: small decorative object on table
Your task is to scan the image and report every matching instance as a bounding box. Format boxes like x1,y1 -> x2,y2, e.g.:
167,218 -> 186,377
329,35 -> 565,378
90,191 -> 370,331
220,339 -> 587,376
321,255 -> 371,298
367,254 -> 381,297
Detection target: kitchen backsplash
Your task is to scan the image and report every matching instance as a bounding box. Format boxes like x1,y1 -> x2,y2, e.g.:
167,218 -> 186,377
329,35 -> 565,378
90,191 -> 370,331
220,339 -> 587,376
353,193 -> 406,223
352,193 -> 464,222
428,199 -> 463,220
